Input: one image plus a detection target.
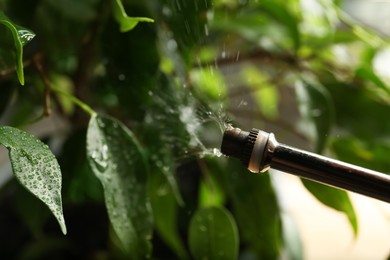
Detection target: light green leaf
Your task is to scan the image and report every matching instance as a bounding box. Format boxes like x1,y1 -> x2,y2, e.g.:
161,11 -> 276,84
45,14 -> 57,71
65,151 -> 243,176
199,177 -> 225,208
0,11 -> 35,85
188,207 -> 239,260
260,1 -> 301,50
190,67 -> 227,101
241,66 -> 279,120
302,179 -> 358,236
86,113 -> 153,258
356,66 -> 390,96
0,126 -> 66,235
112,0 -> 154,32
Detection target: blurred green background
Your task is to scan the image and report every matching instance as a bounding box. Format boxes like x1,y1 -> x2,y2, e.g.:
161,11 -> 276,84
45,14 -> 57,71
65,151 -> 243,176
1,0 -> 390,259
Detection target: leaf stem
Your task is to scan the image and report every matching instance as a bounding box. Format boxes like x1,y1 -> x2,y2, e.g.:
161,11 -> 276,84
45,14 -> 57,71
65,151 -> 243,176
52,86 -> 95,116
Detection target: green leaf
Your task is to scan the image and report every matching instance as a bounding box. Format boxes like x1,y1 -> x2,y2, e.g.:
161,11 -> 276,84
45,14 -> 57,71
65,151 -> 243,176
86,113 -> 153,258
198,177 -> 225,208
149,170 -> 188,259
145,126 -> 184,205
241,66 -> 279,120
14,182 -> 50,237
212,9 -> 291,51
211,159 -> 282,259
0,11 -> 35,85
355,66 -> 390,96
295,78 -> 334,153
0,126 -> 66,235
190,67 -> 227,101
325,80 -> 390,141
0,79 -> 15,117
302,179 -> 358,236
331,137 -> 390,174
188,207 -> 239,260
112,0 -> 154,32
260,1 -> 301,50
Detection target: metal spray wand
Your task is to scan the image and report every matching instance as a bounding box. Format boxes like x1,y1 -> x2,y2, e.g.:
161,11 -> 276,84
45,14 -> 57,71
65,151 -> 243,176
220,127 -> 390,203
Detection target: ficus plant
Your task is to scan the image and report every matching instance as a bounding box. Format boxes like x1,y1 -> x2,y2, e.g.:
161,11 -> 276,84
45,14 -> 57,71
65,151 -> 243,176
1,0 -> 390,259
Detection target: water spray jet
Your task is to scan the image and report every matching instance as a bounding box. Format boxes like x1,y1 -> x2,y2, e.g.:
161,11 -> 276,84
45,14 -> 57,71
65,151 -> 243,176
221,127 -> 390,203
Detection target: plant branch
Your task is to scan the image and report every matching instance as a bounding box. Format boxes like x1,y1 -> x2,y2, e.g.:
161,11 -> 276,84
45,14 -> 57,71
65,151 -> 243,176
0,59 -> 32,78
71,0 -> 111,124
196,48 -> 299,69
33,54 -> 51,117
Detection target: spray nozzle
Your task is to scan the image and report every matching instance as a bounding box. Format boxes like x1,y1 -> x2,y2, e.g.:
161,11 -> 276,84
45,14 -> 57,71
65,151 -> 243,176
219,126 -> 390,203
220,127 -> 274,173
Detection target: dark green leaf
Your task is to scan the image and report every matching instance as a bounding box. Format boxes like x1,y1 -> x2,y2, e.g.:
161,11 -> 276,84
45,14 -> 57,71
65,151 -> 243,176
0,126 -> 66,234
295,78 -> 334,153
113,0 -> 154,32
212,10 -> 289,51
188,207 -> 239,260
148,144 -> 183,206
301,179 -> 358,236
331,137 -> 390,174
325,81 -> 390,141
86,114 -> 153,258
149,169 -> 188,259
211,159 -> 282,259
0,11 -> 35,85
59,129 -> 104,203
14,183 -> 50,236
0,79 -> 15,117
158,0 -> 211,55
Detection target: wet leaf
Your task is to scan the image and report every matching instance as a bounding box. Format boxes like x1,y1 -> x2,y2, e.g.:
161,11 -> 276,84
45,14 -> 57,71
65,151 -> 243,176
86,113 -> 153,258
0,126 -> 66,234
188,207 -> 239,260
0,11 -> 35,85
302,179 -> 358,236
113,0 -> 154,32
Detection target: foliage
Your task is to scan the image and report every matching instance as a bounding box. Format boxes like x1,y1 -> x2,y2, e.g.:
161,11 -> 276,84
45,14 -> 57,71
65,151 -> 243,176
0,0 -> 389,259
